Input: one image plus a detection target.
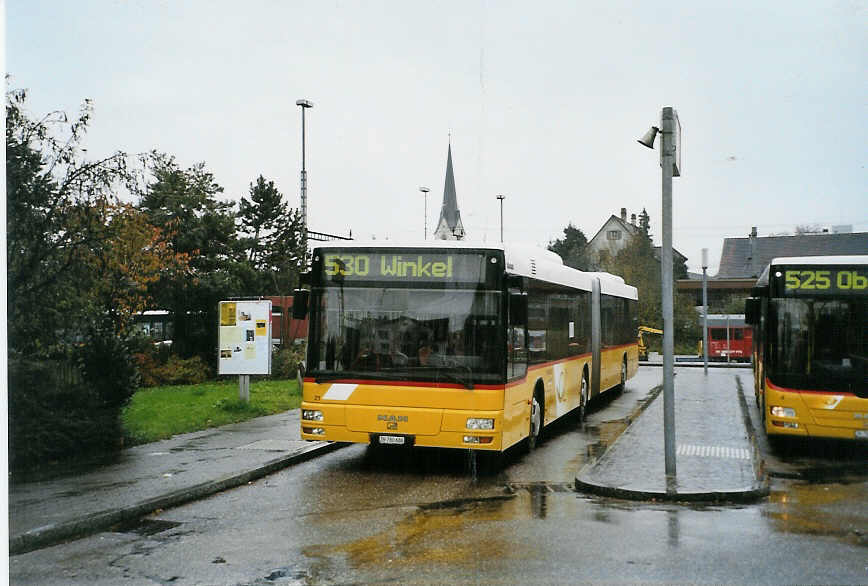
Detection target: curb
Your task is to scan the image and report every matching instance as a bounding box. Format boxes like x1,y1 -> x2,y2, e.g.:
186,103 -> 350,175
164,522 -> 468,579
573,478 -> 769,504
10,441 -> 346,555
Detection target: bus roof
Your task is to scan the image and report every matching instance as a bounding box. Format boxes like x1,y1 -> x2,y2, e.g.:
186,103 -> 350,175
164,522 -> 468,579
313,240 -> 638,300
768,255 -> 868,266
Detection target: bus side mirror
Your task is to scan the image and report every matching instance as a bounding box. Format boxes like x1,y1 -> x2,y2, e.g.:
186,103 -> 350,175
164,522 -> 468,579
509,293 -> 527,326
745,298 -> 760,325
292,290 -> 309,319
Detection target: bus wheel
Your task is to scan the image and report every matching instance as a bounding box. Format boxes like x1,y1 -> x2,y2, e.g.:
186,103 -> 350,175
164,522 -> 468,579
617,357 -> 627,393
578,371 -> 589,423
528,394 -> 542,450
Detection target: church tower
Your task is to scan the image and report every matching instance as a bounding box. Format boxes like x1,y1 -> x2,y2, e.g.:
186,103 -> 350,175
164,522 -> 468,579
433,142 -> 465,240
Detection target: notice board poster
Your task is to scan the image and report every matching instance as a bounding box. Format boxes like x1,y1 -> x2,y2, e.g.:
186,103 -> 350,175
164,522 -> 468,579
218,300 -> 272,375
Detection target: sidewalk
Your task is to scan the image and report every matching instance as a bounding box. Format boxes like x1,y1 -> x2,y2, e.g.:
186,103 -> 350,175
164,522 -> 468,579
576,366 -> 768,502
9,410 -> 342,555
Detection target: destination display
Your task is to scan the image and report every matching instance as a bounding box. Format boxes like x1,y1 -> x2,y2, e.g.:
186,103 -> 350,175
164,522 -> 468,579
318,251 -> 491,284
774,266 -> 868,296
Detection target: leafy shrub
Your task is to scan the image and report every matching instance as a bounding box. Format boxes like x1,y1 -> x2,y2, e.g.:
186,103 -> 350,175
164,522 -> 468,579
134,348 -> 212,387
151,355 -> 211,386
272,343 -> 306,379
8,323 -> 140,471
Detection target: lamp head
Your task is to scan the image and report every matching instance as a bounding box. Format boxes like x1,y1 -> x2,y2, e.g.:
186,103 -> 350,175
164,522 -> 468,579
637,126 -> 659,149
419,186 -> 429,193
296,99 -> 314,108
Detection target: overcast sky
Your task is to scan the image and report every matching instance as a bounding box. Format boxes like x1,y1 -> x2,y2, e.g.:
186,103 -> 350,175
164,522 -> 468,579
7,0 -> 867,274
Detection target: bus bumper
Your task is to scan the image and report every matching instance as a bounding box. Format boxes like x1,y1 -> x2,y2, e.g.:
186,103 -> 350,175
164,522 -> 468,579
764,380 -> 868,440
300,402 -> 506,450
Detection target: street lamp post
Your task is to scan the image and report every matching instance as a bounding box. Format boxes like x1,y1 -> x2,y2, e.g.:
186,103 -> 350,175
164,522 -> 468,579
296,99 -> 313,241
702,248 -> 709,375
638,106 -> 681,482
420,186 -> 430,240
496,194 -> 505,243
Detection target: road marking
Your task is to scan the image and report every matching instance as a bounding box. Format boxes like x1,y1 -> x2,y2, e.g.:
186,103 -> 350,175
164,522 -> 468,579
677,444 -> 750,460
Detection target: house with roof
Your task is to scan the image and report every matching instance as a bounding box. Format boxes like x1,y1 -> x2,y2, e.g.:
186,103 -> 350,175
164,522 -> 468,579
585,207 -> 687,271
677,227 -> 868,306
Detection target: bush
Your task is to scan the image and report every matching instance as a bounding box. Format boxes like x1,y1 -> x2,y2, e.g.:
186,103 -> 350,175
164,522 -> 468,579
8,323 -> 140,472
134,347 -> 212,387
272,343 -> 306,379
150,355 -> 211,386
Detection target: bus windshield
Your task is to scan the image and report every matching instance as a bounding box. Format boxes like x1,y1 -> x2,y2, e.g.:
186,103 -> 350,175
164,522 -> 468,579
768,297 -> 868,395
308,287 -> 503,386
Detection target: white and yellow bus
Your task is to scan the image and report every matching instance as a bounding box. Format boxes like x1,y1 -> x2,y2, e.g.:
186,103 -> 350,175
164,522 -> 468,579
746,256 -> 868,440
295,242 -> 638,453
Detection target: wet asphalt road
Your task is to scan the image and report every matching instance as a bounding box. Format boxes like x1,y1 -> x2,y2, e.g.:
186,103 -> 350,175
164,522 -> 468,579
11,368 -> 868,585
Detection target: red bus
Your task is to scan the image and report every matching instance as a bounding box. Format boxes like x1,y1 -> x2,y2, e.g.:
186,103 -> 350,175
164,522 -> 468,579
702,314 -> 751,362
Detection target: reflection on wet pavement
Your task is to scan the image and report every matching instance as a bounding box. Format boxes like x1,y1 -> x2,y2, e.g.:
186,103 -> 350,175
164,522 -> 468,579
305,496 -> 518,569
766,482 -> 867,546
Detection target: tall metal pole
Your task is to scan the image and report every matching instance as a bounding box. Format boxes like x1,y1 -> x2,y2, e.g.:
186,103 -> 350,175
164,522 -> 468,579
702,248 -> 709,375
420,186 -> 430,240
296,99 -> 313,248
496,194 -> 505,243
660,107 -> 677,479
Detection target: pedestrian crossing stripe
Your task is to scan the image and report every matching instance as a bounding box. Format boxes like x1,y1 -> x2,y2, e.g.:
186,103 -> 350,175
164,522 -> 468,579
677,444 -> 750,460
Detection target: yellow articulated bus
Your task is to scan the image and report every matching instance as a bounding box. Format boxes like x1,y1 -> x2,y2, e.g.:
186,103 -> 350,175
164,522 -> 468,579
294,242 -> 638,454
745,256 -> 868,441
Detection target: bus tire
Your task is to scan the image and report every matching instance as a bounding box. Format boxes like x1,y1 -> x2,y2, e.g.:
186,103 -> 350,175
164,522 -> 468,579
617,357 -> 627,393
528,392 -> 543,451
578,369 -> 589,424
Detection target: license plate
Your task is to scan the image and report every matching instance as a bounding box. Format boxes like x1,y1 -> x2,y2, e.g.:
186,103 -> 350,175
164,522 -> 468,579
855,430 -> 868,440
379,435 -> 405,445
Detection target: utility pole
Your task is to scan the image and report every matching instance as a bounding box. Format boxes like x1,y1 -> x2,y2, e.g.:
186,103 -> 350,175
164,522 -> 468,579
420,186 -> 430,240
638,107 -> 682,482
702,248 -> 709,375
496,194 -> 505,243
296,99 -> 313,248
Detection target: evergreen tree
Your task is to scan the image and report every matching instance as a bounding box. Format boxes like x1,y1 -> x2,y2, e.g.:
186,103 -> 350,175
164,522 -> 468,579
547,223 -> 590,270
138,153 -> 240,359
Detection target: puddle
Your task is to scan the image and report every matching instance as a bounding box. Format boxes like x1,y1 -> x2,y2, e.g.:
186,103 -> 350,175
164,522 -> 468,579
114,518 -> 182,536
304,496 -> 519,569
765,483 -> 867,546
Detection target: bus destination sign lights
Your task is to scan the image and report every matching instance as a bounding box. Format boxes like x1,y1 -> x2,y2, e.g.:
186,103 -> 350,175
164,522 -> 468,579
774,266 -> 868,296
320,251 -> 492,284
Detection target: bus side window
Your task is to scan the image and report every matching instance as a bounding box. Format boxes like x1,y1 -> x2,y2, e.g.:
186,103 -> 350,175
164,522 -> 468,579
508,291 -> 528,379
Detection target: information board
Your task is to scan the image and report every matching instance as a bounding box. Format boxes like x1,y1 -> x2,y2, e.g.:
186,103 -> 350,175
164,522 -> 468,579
217,300 -> 272,375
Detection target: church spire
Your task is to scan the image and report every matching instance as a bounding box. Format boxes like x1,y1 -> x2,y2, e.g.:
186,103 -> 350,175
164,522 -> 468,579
434,141 -> 465,240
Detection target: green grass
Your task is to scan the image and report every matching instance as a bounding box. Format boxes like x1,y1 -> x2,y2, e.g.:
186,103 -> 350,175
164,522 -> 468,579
122,378 -> 301,446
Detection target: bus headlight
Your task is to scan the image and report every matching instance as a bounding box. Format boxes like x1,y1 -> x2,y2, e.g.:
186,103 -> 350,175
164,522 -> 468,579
770,406 -> 796,418
466,418 -> 494,430
463,436 -> 493,444
302,409 -> 324,422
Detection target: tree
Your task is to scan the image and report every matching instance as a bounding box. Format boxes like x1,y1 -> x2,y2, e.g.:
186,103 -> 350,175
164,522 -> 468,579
84,204 -> 191,334
598,227 -> 700,349
6,86 -> 144,468
548,223 -> 590,270
6,86 -> 135,353
138,153 -> 240,359
237,176 -> 307,294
